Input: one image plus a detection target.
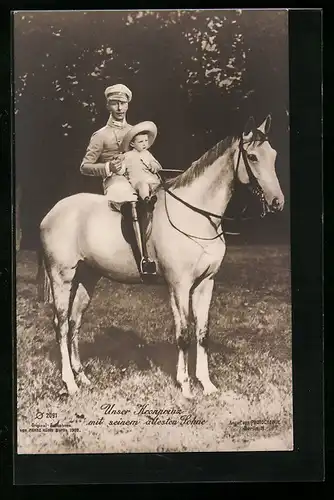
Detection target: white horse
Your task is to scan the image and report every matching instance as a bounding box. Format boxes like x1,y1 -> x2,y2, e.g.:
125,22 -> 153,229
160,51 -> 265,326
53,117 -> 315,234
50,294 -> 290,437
38,115 -> 284,399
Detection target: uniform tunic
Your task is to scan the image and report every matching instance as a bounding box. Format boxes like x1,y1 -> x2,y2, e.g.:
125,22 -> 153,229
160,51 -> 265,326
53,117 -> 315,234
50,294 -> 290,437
80,116 -> 137,202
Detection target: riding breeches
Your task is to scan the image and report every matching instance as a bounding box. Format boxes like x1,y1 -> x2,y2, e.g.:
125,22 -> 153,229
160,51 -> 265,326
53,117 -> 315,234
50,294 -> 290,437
103,174 -> 138,203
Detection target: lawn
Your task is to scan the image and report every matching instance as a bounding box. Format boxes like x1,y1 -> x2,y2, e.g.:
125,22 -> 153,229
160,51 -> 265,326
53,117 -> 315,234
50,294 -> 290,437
15,244 -> 293,454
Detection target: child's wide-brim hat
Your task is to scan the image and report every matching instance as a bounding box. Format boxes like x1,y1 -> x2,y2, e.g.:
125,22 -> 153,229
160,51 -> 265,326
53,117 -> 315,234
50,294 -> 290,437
121,121 -> 157,152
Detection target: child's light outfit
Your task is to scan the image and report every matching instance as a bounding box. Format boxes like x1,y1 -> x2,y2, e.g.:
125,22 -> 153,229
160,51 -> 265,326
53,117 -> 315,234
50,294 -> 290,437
123,149 -> 162,200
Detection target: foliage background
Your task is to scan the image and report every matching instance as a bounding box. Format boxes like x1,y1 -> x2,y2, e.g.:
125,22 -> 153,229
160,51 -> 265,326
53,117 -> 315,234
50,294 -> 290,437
13,9 -> 290,248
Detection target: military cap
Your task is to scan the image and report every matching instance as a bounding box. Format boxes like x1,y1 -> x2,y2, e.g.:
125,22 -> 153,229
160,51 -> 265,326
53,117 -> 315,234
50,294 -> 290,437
104,84 -> 132,102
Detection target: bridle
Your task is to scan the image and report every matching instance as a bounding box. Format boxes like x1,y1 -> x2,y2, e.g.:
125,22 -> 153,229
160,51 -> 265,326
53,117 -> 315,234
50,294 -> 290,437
237,130 -> 270,219
160,131 -> 269,242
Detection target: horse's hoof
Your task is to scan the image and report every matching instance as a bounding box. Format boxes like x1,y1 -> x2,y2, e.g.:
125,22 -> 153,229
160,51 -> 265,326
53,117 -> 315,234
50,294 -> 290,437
77,372 -> 91,386
203,382 -> 218,396
66,382 -> 79,396
182,387 -> 194,400
58,387 -> 68,397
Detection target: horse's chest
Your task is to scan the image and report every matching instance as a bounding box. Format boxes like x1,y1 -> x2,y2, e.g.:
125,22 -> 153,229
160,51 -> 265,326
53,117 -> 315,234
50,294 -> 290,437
150,205 -> 226,276
195,240 -> 226,274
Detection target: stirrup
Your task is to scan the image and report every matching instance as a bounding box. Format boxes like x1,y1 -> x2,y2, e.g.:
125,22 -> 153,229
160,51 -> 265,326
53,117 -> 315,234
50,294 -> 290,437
140,257 -> 157,275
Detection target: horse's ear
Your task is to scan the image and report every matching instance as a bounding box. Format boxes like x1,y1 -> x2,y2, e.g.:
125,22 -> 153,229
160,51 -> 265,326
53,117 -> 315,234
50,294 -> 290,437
242,116 -> 256,140
258,114 -> 272,136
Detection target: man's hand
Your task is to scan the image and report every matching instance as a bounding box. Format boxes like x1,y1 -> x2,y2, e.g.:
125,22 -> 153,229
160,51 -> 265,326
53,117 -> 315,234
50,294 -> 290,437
149,161 -> 162,174
109,154 -> 125,174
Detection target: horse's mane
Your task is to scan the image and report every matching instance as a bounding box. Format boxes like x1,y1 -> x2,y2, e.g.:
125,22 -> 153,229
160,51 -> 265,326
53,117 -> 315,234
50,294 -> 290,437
164,135 -> 237,189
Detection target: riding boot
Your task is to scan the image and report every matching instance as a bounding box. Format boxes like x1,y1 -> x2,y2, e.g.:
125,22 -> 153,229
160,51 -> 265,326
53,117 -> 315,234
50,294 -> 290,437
130,202 -> 157,275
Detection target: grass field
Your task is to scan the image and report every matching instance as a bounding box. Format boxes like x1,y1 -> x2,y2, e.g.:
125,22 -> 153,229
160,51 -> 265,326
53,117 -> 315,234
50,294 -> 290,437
16,245 -> 293,454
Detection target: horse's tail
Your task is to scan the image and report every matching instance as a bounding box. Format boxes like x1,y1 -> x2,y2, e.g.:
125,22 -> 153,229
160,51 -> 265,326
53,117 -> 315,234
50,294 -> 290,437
36,243 -> 52,304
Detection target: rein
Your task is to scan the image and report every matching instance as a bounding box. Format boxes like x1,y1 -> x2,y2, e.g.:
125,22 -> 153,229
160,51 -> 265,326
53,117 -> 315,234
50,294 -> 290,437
163,190 -> 226,241
160,134 -> 268,241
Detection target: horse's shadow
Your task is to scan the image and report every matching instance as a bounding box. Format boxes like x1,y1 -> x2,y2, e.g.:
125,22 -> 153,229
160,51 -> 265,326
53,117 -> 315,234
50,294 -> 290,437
46,326 -> 232,384
46,327 -> 176,380
82,327 -> 177,378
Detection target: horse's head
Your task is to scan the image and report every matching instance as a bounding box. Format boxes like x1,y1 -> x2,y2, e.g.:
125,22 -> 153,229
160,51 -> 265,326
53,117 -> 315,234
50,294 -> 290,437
235,115 -> 285,216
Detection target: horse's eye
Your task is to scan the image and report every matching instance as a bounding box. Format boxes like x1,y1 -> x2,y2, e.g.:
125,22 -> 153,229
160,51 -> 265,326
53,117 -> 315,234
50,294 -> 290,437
247,153 -> 258,162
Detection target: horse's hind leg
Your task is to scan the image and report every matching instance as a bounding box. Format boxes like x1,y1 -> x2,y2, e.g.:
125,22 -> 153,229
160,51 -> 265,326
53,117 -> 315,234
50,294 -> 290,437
51,265 -> 78,395
69,266 -> 99,386
191,277 -> 218,395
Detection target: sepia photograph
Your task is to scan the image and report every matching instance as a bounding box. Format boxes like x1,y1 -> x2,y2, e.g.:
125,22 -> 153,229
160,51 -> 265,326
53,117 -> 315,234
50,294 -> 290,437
14,9 -> 292,455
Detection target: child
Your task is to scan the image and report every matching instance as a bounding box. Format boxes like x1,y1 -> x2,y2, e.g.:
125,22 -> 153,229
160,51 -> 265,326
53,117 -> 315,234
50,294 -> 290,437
120,121 -> 162,202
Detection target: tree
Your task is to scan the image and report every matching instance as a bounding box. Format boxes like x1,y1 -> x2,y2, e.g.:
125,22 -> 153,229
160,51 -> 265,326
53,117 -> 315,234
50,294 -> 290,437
13,9 -> 289,248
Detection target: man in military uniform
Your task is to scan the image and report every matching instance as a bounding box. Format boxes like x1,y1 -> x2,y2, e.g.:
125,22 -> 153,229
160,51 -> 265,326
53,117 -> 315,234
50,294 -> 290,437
80,84 -> 157,275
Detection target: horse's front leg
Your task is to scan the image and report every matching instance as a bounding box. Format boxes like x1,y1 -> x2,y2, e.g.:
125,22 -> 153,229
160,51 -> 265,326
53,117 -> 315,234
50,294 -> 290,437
170,285 -> 192,399
191,277 -> 218,395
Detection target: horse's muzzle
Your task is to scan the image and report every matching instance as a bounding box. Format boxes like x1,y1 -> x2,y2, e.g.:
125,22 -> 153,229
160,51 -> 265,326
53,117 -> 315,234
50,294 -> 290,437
270,196 -> 284,212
